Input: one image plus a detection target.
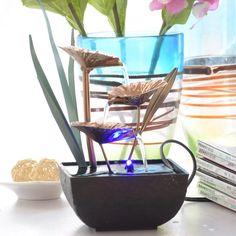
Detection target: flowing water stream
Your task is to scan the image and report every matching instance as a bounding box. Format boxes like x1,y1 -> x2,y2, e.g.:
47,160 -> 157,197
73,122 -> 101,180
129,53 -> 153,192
136,134 -> 148,172
102,64 -> 148,171
103,64 -> 129,123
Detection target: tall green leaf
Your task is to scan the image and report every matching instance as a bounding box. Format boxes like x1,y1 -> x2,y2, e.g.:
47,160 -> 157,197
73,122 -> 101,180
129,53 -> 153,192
68,29 -> 83,149
29,35 -> 87,170
108,0 -> 127,36
22,0 -> 88,35
68,29 -> 77,119
37,0 -> 79,125
38,0 -> 84,158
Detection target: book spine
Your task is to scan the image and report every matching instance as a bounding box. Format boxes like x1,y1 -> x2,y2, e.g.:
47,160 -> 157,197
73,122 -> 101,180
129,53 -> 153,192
197,170 -> 236,198
197,181 -> 236,212
198,141 -> 236,165
196,158 -> 236,185
197,152 -> 236,172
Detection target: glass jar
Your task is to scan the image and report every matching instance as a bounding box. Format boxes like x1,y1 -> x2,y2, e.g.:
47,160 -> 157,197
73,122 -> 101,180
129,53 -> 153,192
181,56 -> 236,155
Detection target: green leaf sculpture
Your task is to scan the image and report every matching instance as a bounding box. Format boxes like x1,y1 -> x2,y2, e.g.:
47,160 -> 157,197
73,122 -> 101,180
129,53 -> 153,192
29,0 -> 87,173
29,35 -> 87,172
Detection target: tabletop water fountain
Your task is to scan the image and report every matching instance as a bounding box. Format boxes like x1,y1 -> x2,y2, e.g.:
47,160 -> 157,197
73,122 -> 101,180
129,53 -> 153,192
58,47 -> 196,231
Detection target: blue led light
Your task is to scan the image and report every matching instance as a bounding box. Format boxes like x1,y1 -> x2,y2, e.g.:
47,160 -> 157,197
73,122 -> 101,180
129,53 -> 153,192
108,128 -> 135,143
126,160 -> 132,166
125,159 -> 134,173
112,130 -> 121,139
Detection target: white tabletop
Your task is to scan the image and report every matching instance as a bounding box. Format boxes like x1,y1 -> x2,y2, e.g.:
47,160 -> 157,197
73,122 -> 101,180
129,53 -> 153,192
0,186 -> 236,236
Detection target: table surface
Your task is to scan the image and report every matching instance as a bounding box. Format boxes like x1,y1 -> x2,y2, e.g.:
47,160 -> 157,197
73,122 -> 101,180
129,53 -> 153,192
1,183 -> 236,236
1,124 -> 235,236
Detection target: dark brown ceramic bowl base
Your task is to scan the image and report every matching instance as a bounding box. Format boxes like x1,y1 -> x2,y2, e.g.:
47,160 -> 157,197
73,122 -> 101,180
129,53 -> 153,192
59,160 -> 189,231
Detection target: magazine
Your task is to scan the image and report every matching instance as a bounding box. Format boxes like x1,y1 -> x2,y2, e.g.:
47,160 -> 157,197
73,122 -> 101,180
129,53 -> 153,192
197,140 -> 236,172
197,169 -> 236,198
196,157 -> 236,185
197,181 -> 236,212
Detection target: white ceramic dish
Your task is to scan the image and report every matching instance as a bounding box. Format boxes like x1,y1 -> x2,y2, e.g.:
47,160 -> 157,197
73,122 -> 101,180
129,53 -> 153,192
0,181 -> 62,200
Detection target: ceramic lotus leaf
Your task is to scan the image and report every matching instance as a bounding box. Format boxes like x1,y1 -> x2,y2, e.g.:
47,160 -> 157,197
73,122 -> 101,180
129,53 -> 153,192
71,122 -> 135,144
61,46 -> 123,70
108,79 -> 167,106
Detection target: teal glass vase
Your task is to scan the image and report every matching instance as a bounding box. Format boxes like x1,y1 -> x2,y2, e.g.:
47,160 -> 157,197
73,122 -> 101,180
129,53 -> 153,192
78,33 -> 184,75
77,33 -> 184,161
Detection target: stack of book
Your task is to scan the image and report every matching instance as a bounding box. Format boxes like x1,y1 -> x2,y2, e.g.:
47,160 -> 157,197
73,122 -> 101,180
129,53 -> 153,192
196,140 -> 236,212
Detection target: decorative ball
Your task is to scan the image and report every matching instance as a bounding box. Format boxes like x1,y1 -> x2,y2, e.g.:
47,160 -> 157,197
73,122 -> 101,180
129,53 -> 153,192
11,158 -> 59,182
11,159 -> 37,182
30,159 -> 59,181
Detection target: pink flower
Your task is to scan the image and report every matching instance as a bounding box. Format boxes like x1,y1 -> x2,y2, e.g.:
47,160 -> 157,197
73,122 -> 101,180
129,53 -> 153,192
149,0 -> 188,15
192,0 -> 220,18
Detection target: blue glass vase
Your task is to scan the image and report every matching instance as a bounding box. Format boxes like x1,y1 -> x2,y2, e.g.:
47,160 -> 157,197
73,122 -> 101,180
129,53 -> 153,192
77,33 -> 184,161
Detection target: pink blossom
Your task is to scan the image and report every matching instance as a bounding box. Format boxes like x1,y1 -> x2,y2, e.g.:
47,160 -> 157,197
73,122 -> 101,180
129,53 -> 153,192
192,0 -> 219,18
149,0 -> 188,15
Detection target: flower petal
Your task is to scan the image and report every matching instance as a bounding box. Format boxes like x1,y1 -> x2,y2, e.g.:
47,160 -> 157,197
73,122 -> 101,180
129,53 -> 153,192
149,0 -> 164,11
166,0 -> 188,15
192,2 -> 211,18
198,0 -> 219,10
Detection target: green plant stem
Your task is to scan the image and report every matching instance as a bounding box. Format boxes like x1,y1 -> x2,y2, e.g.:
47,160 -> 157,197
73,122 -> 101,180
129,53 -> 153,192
112,2 -> 123,37
148,36 -> 164,75
148,22 -> 169,74
159,21 -> 166,36
68,2 -> 87,36
159,22 -> 170,36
